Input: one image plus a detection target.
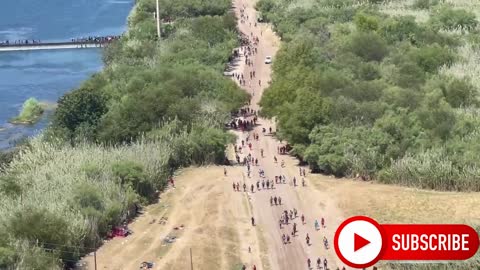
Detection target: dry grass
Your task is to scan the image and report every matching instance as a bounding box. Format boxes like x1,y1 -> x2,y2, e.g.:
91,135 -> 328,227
379,0 -> 430,23
379,0 -> 480,23
309,175 -> 480,225
440,43 -> 480,90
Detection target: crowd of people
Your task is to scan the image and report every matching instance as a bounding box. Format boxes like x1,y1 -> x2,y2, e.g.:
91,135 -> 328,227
70,35 -> 121,43
0,39 -> 41,45
0,35 -> 120,46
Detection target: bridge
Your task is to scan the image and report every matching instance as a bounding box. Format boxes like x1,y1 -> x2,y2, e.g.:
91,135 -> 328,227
0,36 -> 120,52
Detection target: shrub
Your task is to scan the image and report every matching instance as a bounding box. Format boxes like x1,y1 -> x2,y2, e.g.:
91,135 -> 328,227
411,44 -> 455,73
9,98 -> 44,124
429,6 -> 478,32
53,86 -> 108,141
347,31 -> 389,62
412,0 -> 439,10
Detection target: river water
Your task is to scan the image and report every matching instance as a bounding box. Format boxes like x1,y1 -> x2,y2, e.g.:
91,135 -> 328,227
0,0 -> 133,149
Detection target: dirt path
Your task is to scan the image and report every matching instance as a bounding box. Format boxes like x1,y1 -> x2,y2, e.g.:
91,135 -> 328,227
228,0 -> 352,269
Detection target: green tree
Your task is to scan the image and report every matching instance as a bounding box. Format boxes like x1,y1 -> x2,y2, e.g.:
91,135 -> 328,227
53,86 -> 108,141
347,31 -> 388,62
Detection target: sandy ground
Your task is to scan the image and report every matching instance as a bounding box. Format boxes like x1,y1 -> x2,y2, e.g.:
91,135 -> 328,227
80,0 -> 480,269
82,167 -> 264,270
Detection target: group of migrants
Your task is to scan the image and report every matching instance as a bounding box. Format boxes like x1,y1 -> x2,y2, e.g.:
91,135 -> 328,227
0,35 -> 121,47
0,39 -> 41,45
71,35 -> 121,43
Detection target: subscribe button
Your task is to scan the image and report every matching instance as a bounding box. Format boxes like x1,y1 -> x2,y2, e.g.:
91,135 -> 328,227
334,216 -> 479,268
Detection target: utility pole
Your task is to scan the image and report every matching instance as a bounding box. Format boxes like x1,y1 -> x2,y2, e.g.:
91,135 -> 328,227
94,234 -> 98,270
94,250 -> 97,270
190,248 -> 193,270
156,0 -> 161,40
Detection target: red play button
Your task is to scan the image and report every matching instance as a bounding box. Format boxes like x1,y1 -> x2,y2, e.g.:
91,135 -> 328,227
354,233 -> 371,251
334,216 -> 384,268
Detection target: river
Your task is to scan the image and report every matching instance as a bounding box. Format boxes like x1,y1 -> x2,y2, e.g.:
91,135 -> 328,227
0,0 -> 133,149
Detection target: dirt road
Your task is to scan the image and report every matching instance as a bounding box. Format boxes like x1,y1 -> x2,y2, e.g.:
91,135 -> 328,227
228,0 -> 352,268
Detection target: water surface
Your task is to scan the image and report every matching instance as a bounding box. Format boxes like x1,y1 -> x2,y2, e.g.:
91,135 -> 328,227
0,0 -> 133,148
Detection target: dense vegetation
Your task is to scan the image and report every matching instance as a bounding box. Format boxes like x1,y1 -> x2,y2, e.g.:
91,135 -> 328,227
257,0 -> 480,192
0,0 -> 247,268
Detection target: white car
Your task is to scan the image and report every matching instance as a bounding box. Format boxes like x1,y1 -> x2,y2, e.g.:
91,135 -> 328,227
265,56 -> 272,64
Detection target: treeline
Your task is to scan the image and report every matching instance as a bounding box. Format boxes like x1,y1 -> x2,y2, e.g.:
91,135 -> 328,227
0,0 -> 247,268
257,0 -> 480,192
